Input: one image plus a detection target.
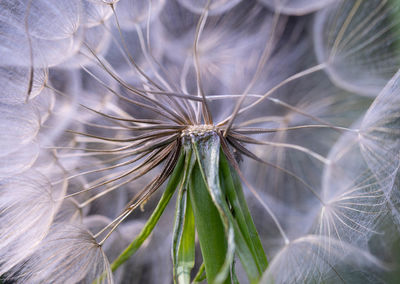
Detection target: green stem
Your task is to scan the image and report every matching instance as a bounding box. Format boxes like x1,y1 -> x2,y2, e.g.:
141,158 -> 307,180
111,151 -> 185,271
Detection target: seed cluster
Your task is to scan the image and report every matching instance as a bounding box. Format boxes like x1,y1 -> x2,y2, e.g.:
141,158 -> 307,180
181,124 -> 217,137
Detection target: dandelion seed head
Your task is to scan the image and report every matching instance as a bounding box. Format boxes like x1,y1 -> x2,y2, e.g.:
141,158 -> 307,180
1,0 -> 400,282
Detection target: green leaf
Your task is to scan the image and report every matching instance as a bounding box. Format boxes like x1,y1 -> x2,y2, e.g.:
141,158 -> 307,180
172,149 -> 196,284
219,151 -> 268,273
231,260 -> 240,284
192,263 -> 206,283
190,133 -> 235,284
110,151 -> 186,272
189,162 -> 232,284
218,151 -> 266,283
190,133 -> 268,284
177,193 -> 195,284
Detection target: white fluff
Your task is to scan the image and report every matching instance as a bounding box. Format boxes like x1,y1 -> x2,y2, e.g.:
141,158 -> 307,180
9,223 -> 113,284
261,234 -> 385,283
314,0 -> 400,96
0,170 -> 56,275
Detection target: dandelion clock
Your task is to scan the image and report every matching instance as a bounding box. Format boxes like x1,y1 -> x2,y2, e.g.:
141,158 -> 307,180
1,0 -> 400,283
